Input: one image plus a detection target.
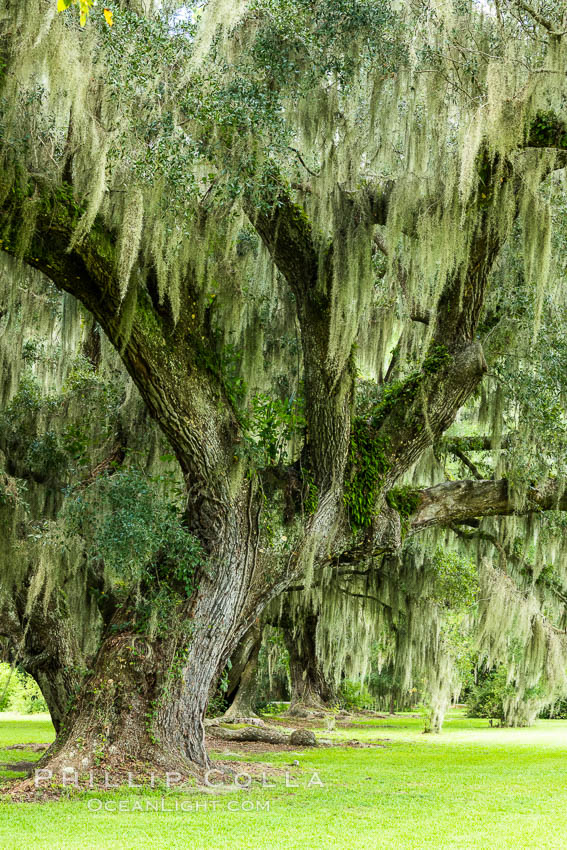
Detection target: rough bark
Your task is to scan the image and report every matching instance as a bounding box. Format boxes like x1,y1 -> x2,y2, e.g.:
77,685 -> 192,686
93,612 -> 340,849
39,630 -> 182,775
410,478 -> 567,532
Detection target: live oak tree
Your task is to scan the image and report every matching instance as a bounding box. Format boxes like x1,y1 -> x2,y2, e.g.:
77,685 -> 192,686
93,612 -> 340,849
3,0 -> 567,773
0,254 -> 190,733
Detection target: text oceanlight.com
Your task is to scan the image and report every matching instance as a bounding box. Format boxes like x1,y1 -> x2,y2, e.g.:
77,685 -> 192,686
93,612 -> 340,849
87,799 -> 273,813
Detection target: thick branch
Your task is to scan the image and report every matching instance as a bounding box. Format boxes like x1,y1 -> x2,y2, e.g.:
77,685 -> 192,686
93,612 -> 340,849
245,184 -> 357,489
411,478 -> 567,531
244,188 -> 319,303
511,1 -> 567,35
438,434 -> 514,453
0,185 -> 238,544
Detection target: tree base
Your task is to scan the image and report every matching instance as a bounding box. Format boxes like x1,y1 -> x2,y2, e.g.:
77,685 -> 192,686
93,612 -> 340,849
21,739 -> 205,794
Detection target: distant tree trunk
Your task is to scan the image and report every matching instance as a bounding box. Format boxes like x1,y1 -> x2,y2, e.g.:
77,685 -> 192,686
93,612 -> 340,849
223,624 -> 262,719
283,612 -> 336,711
224,623 -> 262,703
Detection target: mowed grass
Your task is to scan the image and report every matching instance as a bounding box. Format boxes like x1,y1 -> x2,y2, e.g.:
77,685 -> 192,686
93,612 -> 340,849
1,710 -> 567,849
0,713 -> 53,782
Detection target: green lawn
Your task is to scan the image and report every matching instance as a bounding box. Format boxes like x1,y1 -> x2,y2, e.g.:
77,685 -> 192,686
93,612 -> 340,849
1,710 -> 566,849
0,713 -> 54,782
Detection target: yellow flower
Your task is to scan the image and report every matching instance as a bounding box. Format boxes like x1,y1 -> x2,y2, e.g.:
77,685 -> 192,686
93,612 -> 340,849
103,7 -> 113,26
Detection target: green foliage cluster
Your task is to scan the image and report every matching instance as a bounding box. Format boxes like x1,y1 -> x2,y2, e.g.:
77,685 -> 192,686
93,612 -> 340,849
0,663 -> 48,714
200,336 -> 307,467
243,392 -> 306,467
62,467 -> 204,628
0,374 -> 64,482
539,699 -> 567,719
343,421 -> 389,528
205,691 -> 228,719
338,679 -> 375,711
466,666 -> 513,724
235,227 -> 259,258
0,473 -> 26,508
528,112 -> 567,149
249,0 -> 402,91
366,664 -> 399,709
429,550 -> 478,610
0,360 -> 123,483
385,486 -> 420,534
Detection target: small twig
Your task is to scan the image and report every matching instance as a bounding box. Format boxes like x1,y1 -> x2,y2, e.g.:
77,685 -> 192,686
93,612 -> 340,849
288,147 -> 320,178
452,447 -> 484,480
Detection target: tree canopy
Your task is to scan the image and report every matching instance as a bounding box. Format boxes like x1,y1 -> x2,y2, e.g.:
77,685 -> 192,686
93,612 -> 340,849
2,0 -> 567,773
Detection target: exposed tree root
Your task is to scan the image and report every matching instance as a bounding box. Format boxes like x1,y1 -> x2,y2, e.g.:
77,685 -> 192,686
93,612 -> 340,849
206,722 -> 316,746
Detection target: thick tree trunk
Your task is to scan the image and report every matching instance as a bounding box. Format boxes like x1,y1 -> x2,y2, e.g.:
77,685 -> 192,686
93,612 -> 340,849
39,494 -> 262,777
39,630 -> 183,775
283,612 -> 336,711
41,611 -> 229,775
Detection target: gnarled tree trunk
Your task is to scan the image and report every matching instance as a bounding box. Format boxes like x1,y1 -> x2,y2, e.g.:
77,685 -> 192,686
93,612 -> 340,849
40,495 -> 264,774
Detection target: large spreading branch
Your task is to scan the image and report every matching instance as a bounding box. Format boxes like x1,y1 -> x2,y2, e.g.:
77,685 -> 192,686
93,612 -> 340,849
509,0 -> 567,36
0,186 -> 239,545
410,477 -> 567,531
